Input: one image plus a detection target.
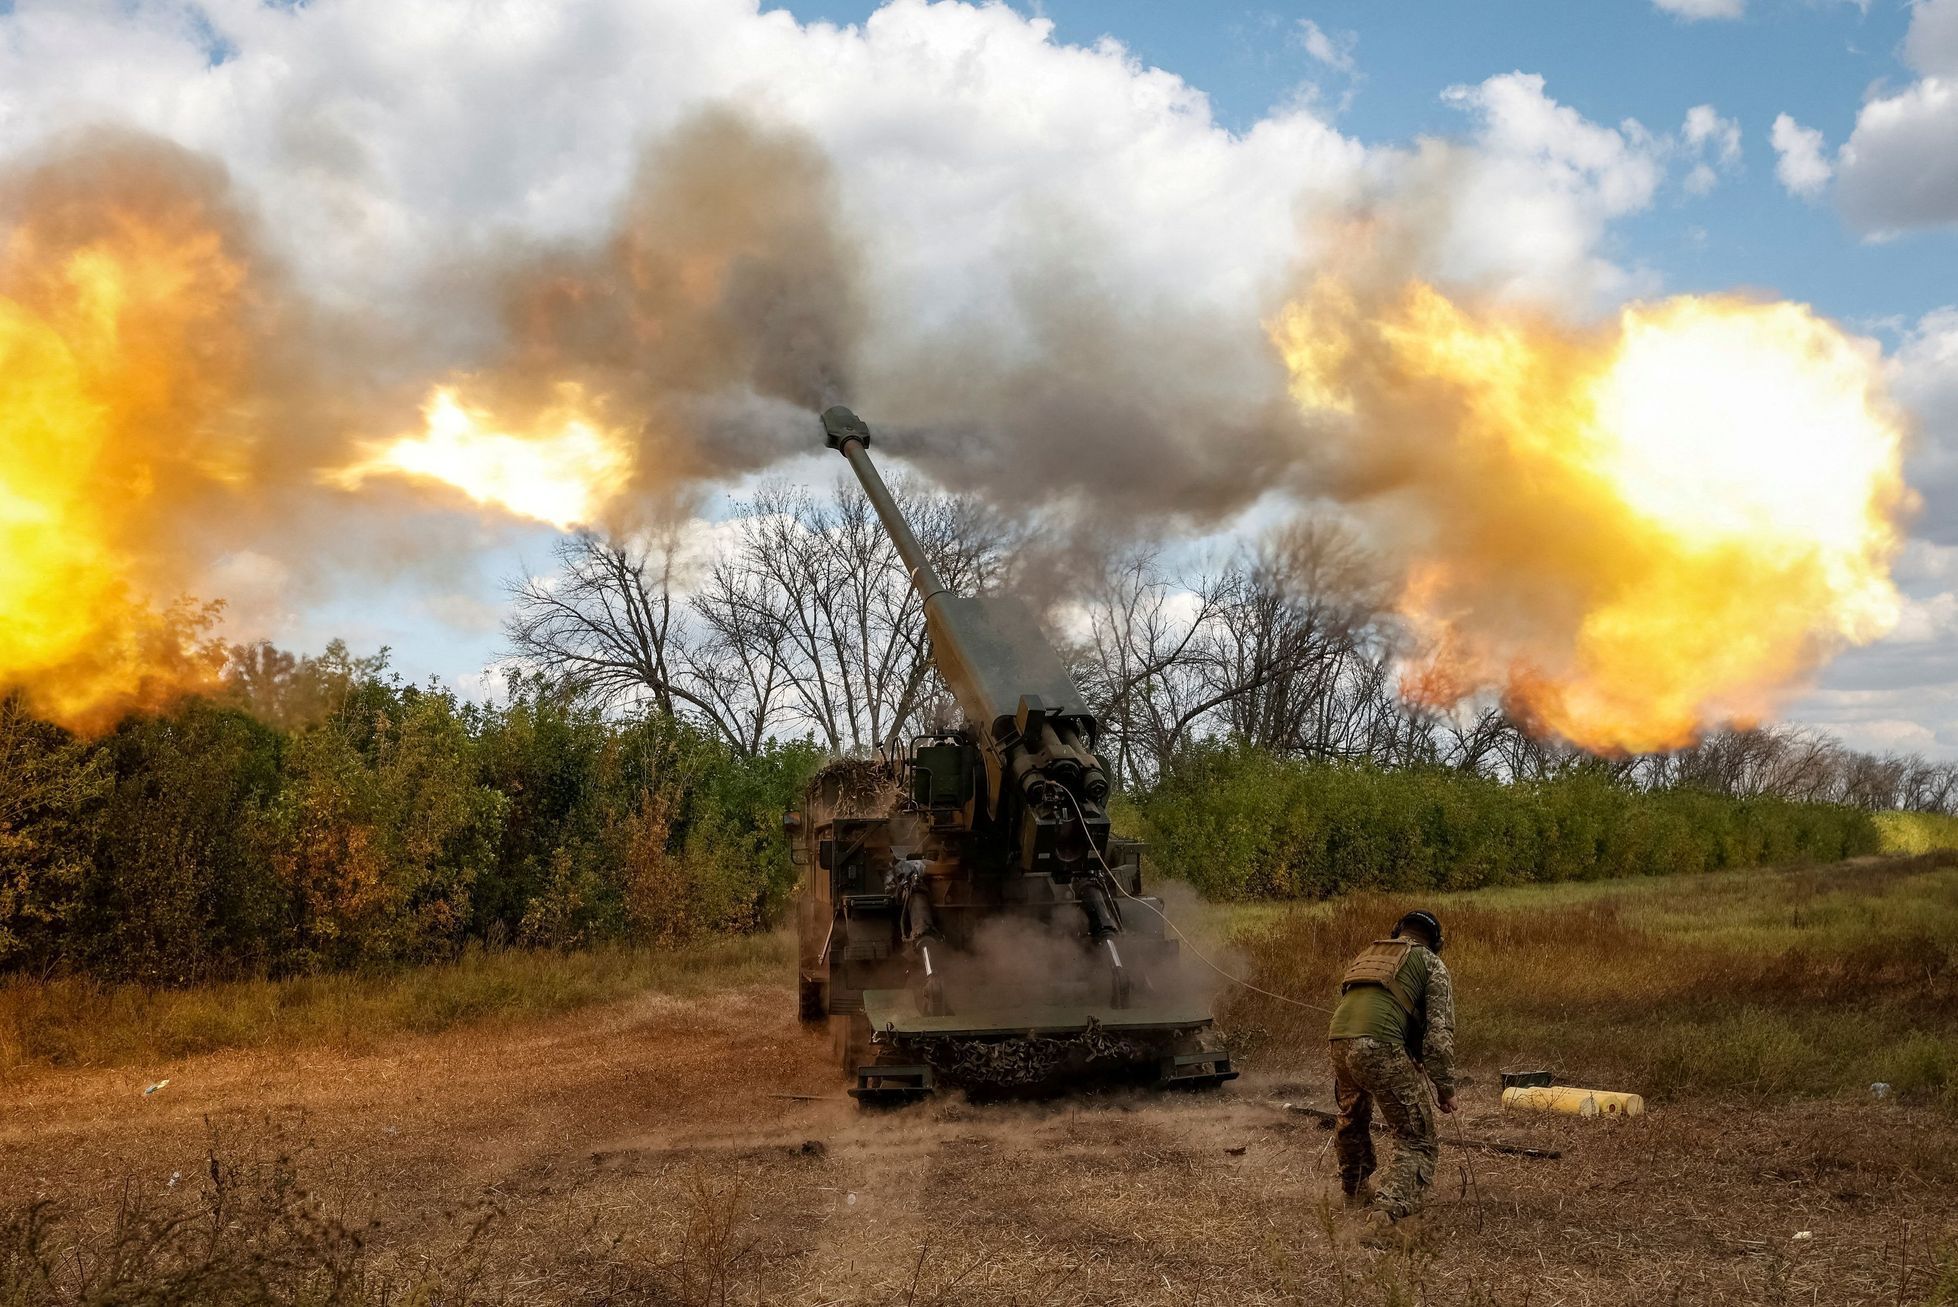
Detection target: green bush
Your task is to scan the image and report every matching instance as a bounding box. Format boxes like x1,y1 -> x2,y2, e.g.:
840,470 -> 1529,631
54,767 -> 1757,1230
0,700 -> 106,972
1874,810 -> 1958,855
83,704 -> 284,984
1137,742 -> 1882,901
0,663 -> 823,986
262,687 -> 504,970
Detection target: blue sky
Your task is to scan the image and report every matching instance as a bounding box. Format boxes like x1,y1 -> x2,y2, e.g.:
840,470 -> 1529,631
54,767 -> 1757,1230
795,1 -> 1948,326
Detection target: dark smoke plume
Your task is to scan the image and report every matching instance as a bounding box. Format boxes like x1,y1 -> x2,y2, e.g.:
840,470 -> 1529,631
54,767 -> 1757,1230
857,246 -> 1313,530
462,108 -> 866,494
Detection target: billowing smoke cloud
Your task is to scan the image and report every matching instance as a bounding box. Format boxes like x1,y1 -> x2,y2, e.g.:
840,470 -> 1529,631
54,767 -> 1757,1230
0,0 -> 1936,752
0,107 -> 1918,753
0,4 -> 1675,550
463,109 -> 865,485
862,268 -> 1308,525
0,112 -> 866,727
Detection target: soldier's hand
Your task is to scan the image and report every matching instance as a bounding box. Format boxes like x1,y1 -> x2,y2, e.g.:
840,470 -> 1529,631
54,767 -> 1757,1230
1437,1091 -> 1458,1114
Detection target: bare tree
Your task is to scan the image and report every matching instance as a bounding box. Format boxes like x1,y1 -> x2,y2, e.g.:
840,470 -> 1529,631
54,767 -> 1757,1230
682,556 -> 791,757
505,528 -> 767,752
732,475 -> 1010,751
1897,755 -> 1958,814
1612,724 -> 1958,816
509,491 -> 1958,810
689,478 -> 1016,754
729,484 -> 903,752
1074,522 -> 1424,784
1209,522 -> 1400,764
506,478 -> 1016,756
1072,549 -> 1234,787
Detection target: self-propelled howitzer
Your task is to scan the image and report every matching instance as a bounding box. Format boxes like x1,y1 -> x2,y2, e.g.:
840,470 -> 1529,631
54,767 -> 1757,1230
790,407 -> 1237,1103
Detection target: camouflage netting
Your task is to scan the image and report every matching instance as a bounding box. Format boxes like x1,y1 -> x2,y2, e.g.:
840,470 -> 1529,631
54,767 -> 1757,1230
809,758 -> 900,819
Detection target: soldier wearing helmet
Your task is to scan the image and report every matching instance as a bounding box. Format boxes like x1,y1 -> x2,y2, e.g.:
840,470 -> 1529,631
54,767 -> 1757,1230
1327,909 -> 1457,1226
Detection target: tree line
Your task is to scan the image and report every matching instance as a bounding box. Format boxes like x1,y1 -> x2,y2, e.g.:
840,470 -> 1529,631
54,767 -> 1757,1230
1133,744 -> 1905,901
510,474 -> 1958,817
2,473 -> 1949,984
0,649 -> 818,984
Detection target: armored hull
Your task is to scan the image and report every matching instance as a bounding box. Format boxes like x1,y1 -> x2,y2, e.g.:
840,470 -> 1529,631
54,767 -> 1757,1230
792,757 -> 1235,1103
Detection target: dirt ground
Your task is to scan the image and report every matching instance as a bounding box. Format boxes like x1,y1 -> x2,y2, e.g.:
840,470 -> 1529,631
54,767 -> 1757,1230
4,983 -> 1955,1306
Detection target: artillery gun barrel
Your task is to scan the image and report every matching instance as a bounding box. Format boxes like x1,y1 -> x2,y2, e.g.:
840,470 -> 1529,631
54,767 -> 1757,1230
821,406 -> 947,608
819,404 -> 1111,881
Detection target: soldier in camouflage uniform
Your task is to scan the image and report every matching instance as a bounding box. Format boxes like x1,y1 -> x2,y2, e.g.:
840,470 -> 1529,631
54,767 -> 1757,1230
1327,910 -> 1457,1224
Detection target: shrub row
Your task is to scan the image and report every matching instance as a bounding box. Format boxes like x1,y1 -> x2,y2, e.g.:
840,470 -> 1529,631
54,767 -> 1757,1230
1133,743 -> 1884,900
5,646 -> 1928,982
1872,810 -> 1958,856
0,653 -> 820,985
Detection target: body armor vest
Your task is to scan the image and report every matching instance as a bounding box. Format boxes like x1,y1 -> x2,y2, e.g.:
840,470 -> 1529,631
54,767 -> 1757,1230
1340,938 -> 1419,1015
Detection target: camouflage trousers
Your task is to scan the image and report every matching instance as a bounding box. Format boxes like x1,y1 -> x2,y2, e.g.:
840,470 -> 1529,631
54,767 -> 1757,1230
1329,1036 -> 1437,1217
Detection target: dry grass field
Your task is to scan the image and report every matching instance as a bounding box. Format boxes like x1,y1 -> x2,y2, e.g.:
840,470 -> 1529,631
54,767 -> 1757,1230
1225,851 -> 1958,1109
3,856 -> 1956,1305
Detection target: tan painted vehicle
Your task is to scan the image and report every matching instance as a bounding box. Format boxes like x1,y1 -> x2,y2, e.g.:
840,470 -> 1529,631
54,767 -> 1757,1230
789,407 -> 1236,1105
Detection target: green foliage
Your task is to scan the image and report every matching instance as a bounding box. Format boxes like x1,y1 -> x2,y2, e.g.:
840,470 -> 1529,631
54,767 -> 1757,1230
0,699 -> 106,972
473,685 -> 822,950
85,704 -> 284,984
263,686 -> 503,970
1873,809 -> 1958,855
0,659 -> 821,986
1138,741 -> 1882,900
0,636 -> 1913,990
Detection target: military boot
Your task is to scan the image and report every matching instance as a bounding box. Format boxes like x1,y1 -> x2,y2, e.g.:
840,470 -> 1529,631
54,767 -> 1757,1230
1360,1207 -> 1420,1249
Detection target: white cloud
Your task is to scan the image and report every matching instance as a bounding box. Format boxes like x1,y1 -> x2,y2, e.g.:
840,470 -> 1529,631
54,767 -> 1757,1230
1890,590 -> 1958,643
0,3 -> 1669,386
1907,0 -> 1958,76
1892,307 -> 1958,544
1798,673 -> 1958,757
1296,18 -> 1357,75
1432,73 -> 1665,305
1829,714 -> 1948,754
1769,112 -> 1833,199
0,0 -> 1377,333
1683,104 -> 1742,162
1837,81 -> 1958,232
420,592 -> 504,634
1898,538 -> 1958,586
1681,103 -> 1741,195
1835,0 -> 1958,233
1652,0 -> 1745,20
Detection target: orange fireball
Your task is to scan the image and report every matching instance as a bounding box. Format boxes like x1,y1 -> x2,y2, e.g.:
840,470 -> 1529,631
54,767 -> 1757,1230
0,179 -> 251,731
1270,281 -> 1909,753
329,383 -> 634,531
